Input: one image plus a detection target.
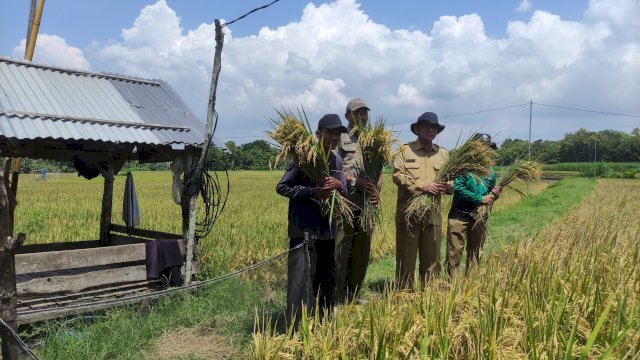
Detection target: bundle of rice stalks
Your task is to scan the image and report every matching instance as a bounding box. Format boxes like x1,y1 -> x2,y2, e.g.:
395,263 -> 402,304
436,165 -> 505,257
352,117 -> 396,232
471,158 -> 542,223
402,134 -> 496,224
267,108 -> 354,226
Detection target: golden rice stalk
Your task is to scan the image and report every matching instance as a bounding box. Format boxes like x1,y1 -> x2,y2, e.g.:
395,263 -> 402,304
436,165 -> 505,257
471,158 -> 542,222
352,117 -> 396,232
403,134 -> 496,224
267,107 -> 354,226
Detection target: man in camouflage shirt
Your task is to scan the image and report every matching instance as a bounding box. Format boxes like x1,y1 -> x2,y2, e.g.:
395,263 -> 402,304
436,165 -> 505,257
335,98 -> 380,302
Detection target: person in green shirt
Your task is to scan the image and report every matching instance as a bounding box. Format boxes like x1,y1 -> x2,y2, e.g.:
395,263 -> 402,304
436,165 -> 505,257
445,134 -> 502,276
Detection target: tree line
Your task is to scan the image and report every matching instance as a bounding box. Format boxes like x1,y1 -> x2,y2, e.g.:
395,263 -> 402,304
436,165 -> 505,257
496,128 -> 640,165
13,129 -> 640,173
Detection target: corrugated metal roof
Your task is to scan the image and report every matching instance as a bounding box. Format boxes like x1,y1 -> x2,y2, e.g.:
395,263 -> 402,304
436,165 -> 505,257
0,57 -> 207,148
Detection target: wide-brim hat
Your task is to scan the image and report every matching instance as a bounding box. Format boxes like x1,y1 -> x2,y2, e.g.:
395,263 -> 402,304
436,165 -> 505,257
410,112 -> 445,135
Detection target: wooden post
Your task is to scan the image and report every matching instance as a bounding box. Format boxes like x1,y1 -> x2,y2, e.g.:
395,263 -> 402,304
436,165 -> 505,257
184,19 -> 224,285
99,163 -> 115,246
0,160 -> 24,359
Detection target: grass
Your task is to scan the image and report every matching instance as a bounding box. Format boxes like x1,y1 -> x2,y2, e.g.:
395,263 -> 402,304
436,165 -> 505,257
363,177 -> 595,295
484,177 -> 595,249
253,178 -> 640,358
35,277 -> 288,360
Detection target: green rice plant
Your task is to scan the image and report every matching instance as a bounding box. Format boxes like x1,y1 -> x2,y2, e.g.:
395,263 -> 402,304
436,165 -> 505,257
351,117 -> 396,232
402,134 -> 496,224
267,108 -> 354,227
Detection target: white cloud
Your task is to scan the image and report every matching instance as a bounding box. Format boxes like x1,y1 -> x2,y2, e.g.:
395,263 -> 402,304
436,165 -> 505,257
81,0 -> 639,146
12,34 -> 90,70
515,0 -> 532,13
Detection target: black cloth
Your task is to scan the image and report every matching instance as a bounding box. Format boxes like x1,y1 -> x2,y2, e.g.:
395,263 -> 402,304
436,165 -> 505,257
145,239 -> 184,286
287,237 -> 335,328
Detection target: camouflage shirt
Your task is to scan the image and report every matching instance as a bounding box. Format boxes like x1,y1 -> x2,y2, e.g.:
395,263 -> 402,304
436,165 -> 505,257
338,131 -> 366,210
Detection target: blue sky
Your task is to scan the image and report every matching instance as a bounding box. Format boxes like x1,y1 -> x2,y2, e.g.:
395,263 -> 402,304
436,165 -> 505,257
1,0 -> 638,147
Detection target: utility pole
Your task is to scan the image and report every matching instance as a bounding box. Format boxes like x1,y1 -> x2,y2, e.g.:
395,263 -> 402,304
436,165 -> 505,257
184,19 -> 224,285
527,100 -> 533,195
528,100 -> 533,161
593,139 -> 597,178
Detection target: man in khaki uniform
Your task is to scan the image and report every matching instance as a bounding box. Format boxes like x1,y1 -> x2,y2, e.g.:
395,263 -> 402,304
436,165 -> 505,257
393,112 -> 451,290
335,98 -> 379,302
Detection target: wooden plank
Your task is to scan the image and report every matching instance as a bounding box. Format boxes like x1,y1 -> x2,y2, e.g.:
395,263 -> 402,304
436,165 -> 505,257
17,265 -> 147,296
19,287 -> 153,312
110,223 -> 182,240
15,243 -> 147,275
18,280 -> 158,308
16,240 -> 100,254
16,281 -> 201,325
16,236 -> 179,255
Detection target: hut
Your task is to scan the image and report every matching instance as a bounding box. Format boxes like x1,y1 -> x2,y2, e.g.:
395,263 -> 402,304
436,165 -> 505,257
0,56 -> 216,324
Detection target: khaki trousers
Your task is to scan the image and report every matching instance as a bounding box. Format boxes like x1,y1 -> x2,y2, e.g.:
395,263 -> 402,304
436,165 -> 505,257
395,222 -> 442,290
445,217 -> 487,276
335,215 -> 371,302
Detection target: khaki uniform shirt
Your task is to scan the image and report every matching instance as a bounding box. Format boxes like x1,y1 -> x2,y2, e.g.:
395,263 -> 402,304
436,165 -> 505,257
338,132 -> 366,210
392,140 -> 450,225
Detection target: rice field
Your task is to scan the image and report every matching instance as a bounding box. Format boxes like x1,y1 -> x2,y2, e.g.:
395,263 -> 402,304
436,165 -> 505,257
253,179 -> 640,358
17,170 -> 632,359
15,170 -> 547,277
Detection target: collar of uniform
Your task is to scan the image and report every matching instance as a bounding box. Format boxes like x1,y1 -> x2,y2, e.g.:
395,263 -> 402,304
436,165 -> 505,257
411,140 -> 438,153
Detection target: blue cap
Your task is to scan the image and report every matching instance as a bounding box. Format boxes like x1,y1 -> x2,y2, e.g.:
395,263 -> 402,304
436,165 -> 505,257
317,114 -> 348,133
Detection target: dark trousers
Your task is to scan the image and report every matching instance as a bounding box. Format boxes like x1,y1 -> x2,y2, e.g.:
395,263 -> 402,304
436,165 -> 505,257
335,213 -> 372,302
287,237 -> 335,327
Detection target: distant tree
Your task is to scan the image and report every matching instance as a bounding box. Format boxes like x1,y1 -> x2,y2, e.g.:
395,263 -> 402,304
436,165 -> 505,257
207,140 -> 278,170
497,128 -> 640,164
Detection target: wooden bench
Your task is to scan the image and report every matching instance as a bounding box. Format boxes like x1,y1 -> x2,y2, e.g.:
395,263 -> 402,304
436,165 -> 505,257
15,225 -> 198,324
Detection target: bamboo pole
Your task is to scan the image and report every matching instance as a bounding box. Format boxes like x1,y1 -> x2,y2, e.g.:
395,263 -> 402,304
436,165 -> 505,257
25,0 -> 45,61
9,0 -> 46,201
25,0 -> 36,58
184,19 -> 224,285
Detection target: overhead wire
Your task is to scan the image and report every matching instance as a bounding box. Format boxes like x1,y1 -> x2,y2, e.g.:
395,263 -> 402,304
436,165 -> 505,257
221,0 -> 282,28
532,102 -> 640,118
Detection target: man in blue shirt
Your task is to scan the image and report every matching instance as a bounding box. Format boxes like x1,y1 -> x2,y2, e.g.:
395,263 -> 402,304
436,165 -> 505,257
445,134 -> 502,276
276,114 -> 348,326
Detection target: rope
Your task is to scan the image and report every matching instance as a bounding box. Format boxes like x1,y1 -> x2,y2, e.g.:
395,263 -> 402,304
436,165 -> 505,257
18,243 -> 304,319
0,317 -> 40,360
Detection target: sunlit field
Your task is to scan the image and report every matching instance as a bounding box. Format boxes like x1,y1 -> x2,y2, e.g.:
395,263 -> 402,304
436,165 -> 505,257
17,171 -> 546,277
253,179 -> 640,358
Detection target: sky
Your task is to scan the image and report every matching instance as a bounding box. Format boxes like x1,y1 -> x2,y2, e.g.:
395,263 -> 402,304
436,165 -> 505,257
1,0 -> 639,148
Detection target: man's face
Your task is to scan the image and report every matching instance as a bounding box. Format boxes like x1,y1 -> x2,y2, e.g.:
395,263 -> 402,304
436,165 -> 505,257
346,108 -> 369,128
416,122 -> 439,143
316,128 -> 342,151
